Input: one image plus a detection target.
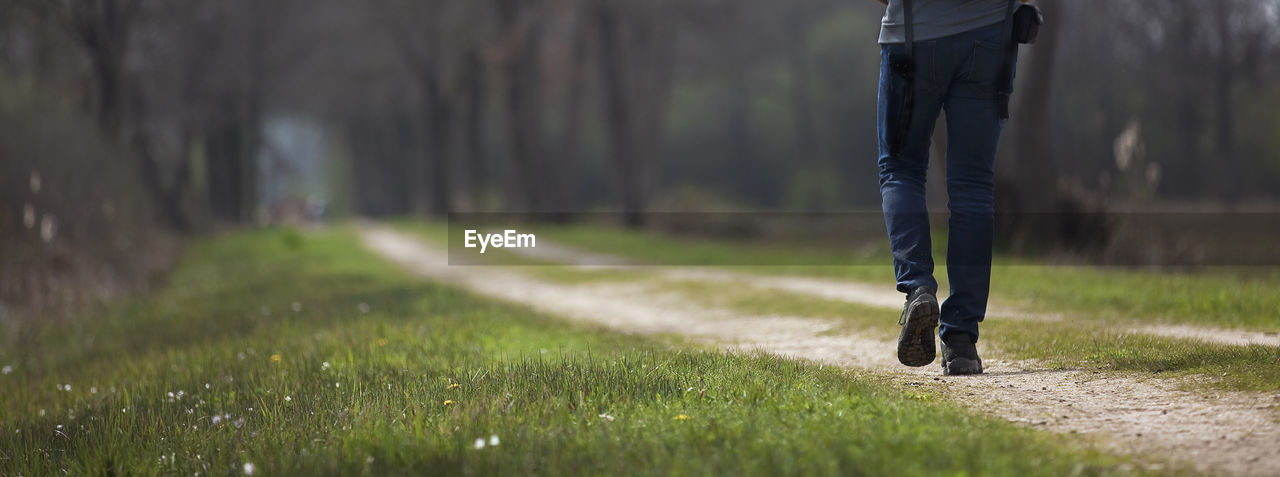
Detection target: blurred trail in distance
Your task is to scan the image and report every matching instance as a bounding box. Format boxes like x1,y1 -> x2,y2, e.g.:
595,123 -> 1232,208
361,225 -> 1280,476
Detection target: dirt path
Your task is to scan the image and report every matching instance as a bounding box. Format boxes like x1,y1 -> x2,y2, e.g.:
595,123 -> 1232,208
361,227 -> 1280,476
518,239 -> 1280,348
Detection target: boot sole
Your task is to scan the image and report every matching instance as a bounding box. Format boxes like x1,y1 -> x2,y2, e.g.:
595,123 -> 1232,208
897,294 -> 939,367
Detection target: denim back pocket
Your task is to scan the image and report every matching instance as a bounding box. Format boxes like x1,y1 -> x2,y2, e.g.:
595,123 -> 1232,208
962,40 -> 1006,100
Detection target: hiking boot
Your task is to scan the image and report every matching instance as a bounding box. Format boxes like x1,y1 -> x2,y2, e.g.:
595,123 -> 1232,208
896,287 -> 939,367
941,333 -> 983,375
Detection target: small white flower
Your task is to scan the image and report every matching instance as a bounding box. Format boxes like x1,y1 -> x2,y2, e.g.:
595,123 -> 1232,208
39,409 -> 46,416
335,382 -> 340,388
56,424 -> 63,429
62,384 -> 71,391
242,462 -> 255,475
122,408 -> 127,413
284,396 -> 292,402
211,415 -> 223,424
234,418 -> 245,429
357,303 -> 370,314
598,413 -> 615,422
91,386 -> 98,394
168,391 -> 175,398
473,438 -> 486,450
321,361 -> 331,371
205,383 -> 211,389
489,435 -> 500,446
1,365 -> 12,375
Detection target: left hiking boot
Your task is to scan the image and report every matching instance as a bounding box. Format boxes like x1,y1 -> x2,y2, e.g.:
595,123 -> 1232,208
941,333 -> 983,376
896,287 -> 939,367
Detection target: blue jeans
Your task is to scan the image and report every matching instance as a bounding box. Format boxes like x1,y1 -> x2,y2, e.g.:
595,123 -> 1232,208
876,22 -> 1016,344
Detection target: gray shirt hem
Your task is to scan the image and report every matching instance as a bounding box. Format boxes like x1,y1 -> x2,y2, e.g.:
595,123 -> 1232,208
878,0 -> 1009,44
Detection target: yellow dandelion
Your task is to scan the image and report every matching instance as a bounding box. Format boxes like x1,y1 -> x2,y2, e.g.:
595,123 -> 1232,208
443,399 -> 456,406
270,354 -> 282,363
447,383 -> 461,390
673,414 -> 689,421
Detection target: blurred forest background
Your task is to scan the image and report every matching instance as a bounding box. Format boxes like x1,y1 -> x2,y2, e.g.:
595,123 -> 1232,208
3,0 -> 1280,315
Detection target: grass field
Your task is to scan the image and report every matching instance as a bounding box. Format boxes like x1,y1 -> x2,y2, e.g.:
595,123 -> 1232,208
398,220 -> 1280,393
0,228 -> 1152,476
523,224 -> 1280,331
653,279 -> 1280,392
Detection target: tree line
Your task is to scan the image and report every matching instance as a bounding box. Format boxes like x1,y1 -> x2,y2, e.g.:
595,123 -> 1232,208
4,0 -> 1280,311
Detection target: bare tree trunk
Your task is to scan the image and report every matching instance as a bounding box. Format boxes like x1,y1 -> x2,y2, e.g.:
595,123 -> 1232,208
240,96 -> 260,223
504,51 -> 548,212
553,14 -> 591,220
130,117 -> 190,231
1172,1 -> 1203,198
1011,0 -> 1060,213
787,4 -> 818,165
726,69 -> 753,188
205,107 -> 244,221
347,111 -> 414,217
59,0 -> 138,137
1212,2 -> 1237,202
240,0 -> 267,223
89,43 -> 124,136
594,1 -> 673,228
422,74 -> 454,216
495,0 -> 552,213
596,5 -> 637,226
461,49 -> 488,212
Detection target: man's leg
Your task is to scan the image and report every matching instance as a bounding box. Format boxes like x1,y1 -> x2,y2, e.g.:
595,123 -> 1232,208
939,28 -> 1016,347
877,40 -> 948,367
940,97 -> 999,344
877,43 -> 946,295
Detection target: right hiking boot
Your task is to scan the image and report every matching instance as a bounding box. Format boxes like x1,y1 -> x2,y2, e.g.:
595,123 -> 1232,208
941,333 -> 983,376
896,287 -> 939,367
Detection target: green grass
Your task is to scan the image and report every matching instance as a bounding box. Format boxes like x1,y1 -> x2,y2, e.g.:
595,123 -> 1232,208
987,321 -> 1280,392
393,221 -> 1280,392
0,227 -> 1154,476
649,278 -> 1280,393
648,279 -> 897,334
526,224 -> 1280,331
